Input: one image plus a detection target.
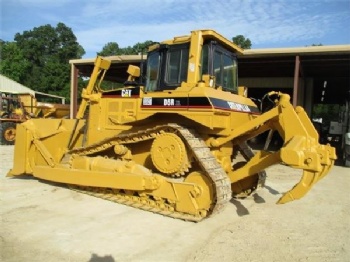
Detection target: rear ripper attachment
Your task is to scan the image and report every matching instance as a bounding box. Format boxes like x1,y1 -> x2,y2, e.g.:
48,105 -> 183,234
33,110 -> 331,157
223,92 -> 337,204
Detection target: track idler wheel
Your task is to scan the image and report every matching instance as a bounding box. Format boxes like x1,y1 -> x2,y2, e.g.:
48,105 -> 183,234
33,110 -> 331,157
184,171 -> 214,217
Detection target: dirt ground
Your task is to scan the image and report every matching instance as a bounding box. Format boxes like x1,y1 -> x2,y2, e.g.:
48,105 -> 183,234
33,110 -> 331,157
1,145 -> 349,262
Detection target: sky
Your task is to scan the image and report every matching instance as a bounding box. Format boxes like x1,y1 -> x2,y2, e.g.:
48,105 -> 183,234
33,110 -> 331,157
1,0 -> 350,58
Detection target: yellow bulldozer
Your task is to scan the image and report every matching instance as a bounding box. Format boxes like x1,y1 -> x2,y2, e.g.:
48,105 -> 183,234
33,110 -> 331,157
8,30 -> 336,221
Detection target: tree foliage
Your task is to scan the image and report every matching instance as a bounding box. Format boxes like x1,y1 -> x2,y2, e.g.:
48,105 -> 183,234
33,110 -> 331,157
232,35 -> 252,49
1,23 -> 85,101
0,40 -> 31,83
98,40 -> 153,56
312,103 -> 340,125
305,43 -> 323,47
98,42 -> 120,56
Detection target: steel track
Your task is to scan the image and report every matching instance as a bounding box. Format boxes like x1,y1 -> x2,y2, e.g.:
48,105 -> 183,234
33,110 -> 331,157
66,124 -> 232,221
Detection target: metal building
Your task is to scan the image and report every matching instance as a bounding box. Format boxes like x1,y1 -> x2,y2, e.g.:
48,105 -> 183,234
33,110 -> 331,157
0,74 -> 67,103
0,74 -> 35,95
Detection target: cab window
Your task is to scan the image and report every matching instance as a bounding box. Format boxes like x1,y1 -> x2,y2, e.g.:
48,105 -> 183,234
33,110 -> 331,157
200,44 -> 209,77
163,43 -> 189,89
145,51 -> 160,92
213,48 -> 238,93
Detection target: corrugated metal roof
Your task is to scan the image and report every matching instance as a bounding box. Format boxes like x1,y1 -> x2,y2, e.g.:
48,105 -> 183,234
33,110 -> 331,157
0,74 -> 35,96
241,45 -> 350,57
69,55 -> 145,65
0,75 -> 66,101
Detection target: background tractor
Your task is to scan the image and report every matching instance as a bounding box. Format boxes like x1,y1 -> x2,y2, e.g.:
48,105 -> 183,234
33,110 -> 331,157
0,91 -> 69,145
0,92 -> 28,145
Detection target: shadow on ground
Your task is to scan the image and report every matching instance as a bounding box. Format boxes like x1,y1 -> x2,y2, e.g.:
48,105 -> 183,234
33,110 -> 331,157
89,253 -> 115,262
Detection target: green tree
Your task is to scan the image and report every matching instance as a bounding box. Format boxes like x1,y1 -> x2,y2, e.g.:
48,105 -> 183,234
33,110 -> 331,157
131,41 -> 154,54
0,40 -> 31,82
98,40 -> 153,56
232,35 -> 252,49
306,43 -> 323,47
7,22 -> 85,100
312,103 -> 340,126
97,42 -> 121,56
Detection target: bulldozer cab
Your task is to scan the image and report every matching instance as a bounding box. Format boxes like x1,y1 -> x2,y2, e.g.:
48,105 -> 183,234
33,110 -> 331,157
144,31 -> 240,93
